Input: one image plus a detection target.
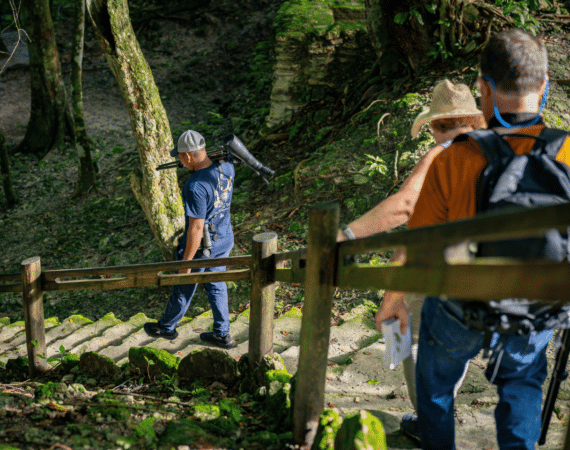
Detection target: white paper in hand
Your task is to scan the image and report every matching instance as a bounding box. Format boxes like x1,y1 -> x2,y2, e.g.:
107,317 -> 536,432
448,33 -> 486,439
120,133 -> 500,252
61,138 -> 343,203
381,314 -> 412,370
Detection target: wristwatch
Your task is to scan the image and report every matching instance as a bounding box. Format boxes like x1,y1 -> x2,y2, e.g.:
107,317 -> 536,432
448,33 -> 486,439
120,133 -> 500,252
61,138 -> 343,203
341,226 -> 356,240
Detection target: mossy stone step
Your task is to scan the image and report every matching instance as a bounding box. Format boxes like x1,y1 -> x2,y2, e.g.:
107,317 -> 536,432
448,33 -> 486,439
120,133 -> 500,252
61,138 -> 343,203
45,313 -> 121,358
0,320 -> 26,343
0,317 -> 59,361
272,307 -> 303,352
0,317 -> 10,331
327,315 -> 381,361
121,310 -> 253,365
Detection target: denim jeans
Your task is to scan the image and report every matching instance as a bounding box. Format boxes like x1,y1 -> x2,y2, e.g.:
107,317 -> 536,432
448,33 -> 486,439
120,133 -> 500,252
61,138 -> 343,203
416,296 -> 553,450
159,249 -> 230,336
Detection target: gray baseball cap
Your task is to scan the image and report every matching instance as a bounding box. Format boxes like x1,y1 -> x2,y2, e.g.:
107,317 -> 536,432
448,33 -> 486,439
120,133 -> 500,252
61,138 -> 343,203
170,130 -> 206,156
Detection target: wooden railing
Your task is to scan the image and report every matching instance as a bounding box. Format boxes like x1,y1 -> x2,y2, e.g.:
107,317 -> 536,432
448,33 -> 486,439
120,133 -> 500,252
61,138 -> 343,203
2,202 -> 570,448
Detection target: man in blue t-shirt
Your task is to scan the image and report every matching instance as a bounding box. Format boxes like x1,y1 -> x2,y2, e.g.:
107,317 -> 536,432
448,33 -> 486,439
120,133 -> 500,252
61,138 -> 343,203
144,130 -> 235,349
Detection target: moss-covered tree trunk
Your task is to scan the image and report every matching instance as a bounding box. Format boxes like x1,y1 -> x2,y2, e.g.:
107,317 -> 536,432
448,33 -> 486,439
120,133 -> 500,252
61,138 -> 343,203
18,0 -> 75,155
86,0 -> 184,260
0,130 -> 17,207
366,0 -> 473,72
365,0 -> 431,73
71,0 -> 97,197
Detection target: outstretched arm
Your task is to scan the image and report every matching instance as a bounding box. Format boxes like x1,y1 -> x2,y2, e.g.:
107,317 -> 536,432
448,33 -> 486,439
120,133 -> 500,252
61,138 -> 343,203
338,144 -> 446,241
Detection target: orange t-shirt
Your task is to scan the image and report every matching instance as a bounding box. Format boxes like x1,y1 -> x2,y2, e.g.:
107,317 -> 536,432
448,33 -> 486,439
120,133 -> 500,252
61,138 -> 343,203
408,125 -> 570,228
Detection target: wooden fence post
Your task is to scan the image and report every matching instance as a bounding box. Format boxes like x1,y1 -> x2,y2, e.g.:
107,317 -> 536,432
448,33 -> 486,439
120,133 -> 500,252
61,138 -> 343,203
249,232 -> 278,368
293,203 -> 339,447
21,256 -> 47,377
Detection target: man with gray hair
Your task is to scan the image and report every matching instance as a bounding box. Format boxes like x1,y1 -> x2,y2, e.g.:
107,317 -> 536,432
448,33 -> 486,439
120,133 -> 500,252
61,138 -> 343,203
376,29 -> 570,449
144,130 -> 236,349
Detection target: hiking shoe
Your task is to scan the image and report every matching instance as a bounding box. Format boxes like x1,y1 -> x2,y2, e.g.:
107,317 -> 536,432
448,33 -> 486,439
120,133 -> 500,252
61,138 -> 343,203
400,413 -> 421,445
143,322 -> 178,340
200,331 -> 235,349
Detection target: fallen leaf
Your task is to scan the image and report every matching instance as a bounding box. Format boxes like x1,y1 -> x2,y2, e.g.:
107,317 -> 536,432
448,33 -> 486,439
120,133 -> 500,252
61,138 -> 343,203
327,402 -> 335,408
47,402 -> 68,412
194,328 -> 206,333
363,352 -> 372,355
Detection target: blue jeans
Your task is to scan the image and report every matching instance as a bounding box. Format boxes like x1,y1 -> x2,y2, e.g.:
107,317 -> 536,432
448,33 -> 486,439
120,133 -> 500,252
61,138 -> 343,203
159,249 -> 230,336
416,297 -> 553,450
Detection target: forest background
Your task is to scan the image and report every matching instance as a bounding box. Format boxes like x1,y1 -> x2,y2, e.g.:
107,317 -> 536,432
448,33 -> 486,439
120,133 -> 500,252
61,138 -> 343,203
1,0 -> 570,448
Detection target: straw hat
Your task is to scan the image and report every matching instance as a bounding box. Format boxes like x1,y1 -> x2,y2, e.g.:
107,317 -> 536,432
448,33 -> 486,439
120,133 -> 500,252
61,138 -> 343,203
411,79 -> 483,138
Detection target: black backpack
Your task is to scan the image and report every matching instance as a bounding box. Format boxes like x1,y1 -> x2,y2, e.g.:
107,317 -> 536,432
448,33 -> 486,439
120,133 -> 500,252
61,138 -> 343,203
454,128 -> 570,342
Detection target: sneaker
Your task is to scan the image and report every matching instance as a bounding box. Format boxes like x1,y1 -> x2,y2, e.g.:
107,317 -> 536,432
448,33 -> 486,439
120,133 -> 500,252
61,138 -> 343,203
400,413 -> 421,445
143,322 -> 178,340
200,331 -> 235,349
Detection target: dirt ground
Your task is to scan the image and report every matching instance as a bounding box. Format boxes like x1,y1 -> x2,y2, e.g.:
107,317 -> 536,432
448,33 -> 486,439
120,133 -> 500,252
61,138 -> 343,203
0,0 -> 280,152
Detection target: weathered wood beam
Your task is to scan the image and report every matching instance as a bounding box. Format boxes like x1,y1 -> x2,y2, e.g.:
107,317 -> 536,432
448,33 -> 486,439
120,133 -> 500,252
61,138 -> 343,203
21,257 -> 47,377
293,203 -> 338,447
249,232 -> 278,368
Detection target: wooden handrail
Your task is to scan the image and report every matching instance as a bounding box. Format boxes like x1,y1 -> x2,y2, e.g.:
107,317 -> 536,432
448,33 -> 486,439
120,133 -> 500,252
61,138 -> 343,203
338,202 -> 570,260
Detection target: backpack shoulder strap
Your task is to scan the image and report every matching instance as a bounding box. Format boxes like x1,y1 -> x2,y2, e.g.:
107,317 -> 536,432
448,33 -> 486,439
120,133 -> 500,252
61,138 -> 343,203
532,127 -> 569,159
454,129 -> 516,211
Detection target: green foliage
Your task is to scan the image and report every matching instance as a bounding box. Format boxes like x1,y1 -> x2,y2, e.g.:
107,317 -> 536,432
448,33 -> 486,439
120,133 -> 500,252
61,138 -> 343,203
494,0 -> 548,34
134,417 -> 157,444
364,154 -> 388,177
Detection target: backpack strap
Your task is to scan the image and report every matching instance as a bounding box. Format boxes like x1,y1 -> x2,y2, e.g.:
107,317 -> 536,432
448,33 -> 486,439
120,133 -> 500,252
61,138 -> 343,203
531,127 -> 569,159
455,129 -> 519,211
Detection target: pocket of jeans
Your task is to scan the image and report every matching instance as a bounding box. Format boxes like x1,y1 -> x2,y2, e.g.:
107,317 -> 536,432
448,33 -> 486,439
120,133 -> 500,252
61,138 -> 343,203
428,301 -> 483,360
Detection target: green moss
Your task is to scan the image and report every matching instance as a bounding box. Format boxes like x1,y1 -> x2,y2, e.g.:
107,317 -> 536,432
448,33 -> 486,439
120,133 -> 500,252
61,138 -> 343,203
128,346 -> 179,379
266,369 -> 292,385
128,312 -> 149,324
238,308 -> 250,319
88,405 -> 131,421
99,312 -> 120,325
9,320 -> 24,328
0,317 -> 10,326
219,397 -> 242,423
45,317 -> 59,328
35,382 -> 68,399
281,307 -> 303,319
66,315 -> 94,325
312,408 -> 344,450
192,403 -> 221,421
334,410 -> 387,450
274,0 -> 335,40
358,332 -> 382,349
61,353 -> 80,372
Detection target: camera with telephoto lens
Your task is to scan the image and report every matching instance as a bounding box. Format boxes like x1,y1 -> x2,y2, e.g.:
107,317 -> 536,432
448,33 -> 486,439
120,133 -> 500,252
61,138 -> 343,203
156,134 -> 275,184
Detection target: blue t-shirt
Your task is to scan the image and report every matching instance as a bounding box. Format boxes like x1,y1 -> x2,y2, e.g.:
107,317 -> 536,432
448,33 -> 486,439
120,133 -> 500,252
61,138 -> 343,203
178,160 -> 235,258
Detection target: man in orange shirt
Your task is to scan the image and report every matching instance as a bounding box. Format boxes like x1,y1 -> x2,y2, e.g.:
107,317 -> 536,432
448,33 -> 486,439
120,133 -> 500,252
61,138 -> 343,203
375,29 -> 570,449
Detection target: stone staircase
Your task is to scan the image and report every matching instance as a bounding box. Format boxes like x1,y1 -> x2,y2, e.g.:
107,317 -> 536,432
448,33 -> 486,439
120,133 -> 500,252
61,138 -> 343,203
0,307 -> 568,449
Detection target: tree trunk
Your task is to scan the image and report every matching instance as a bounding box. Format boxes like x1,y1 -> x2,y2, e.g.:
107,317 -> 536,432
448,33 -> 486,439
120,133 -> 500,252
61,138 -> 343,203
86,0 -> 184,260
365,0 -> 433,73
0,130 -> 17,207
18,0 -> 75,155
71,0 -> 97,196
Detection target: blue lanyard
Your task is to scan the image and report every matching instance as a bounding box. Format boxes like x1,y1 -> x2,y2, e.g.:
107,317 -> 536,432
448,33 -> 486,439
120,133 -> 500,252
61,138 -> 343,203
481,75 -> 548,128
